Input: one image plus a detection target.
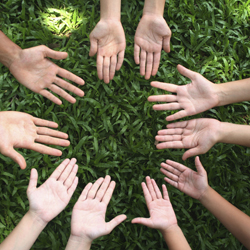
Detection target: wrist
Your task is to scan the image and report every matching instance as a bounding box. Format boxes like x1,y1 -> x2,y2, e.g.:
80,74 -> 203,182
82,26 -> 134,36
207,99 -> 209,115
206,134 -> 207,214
27,210 -> 48,228
160,223 -> 180,235
100,0 -> 121,21
199,186 -> 213,204
66,234 -> 92,250
143,0 -> 165,16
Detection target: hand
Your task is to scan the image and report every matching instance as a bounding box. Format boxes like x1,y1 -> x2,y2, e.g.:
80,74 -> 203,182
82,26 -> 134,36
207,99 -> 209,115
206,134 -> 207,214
27,158 -> 78,223
160,156 -> 208,200
134,14 -> 171,79
155,118 -> 221,160
70,175 -> 126,243
89,20 -> 126,83
148,64 -> 219,121
132,176 -> 177,231
9,45 -> 85,105
0,111 -> 70,169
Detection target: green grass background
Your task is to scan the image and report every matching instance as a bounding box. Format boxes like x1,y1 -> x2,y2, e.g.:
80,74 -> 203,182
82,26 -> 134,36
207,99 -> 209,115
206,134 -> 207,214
0,0 -> 250,249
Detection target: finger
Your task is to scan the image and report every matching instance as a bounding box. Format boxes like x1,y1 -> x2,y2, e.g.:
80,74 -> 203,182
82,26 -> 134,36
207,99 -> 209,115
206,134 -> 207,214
166,110 -> 189,122
29,143 -> 62,156
165,159 -> 187,172
1,147 -> 27,169
42,46 -> 68,60
155,134 -> 182,142
54,77 -> 84,97
58,158 -> 77,182
57,68 -> 85,86
79,183 -> 93,201
27,168 -> 38,193
35,135 -> 70,147
134,44 -> 140,64
89,36 -> 98,56
167,120 -> 188,129
50,159 -> 70,179
103,57 -> 110,84
152,52 -> 161,76
36,127 -> 68,139
102,180 -> 116,205
48,84 -> 76,104
97,55 -> 103,80
177,64 -> 196,80
39,89 -> 62,105
182,148 -> 201,161
145,176 -> 157,201
87,177 -> 104,199
33,117 -> 58,128
140,49 -> 146,76
148,94 -> 177,103
159,166 -> 179,182
68,176 -> 78,197
95,175 -> 111,201
141,182 -> 152,206
110,55 -> 117,80
107,214 -> 127,232
163,176 -> 178,189
160,162 -> 182,177
162,184 -> 170,201
152,103 -> 181,111
151,179 -> 162,199
145,52 -> 153,80
131,217 -> 152,228
195,156 -> 206,175
157,128 -> 183,136
150,81 -> 178,92
163,36 -> 171,53
64,164 -> 78,188
116,50 -> 125,71
156,141 -> 184,150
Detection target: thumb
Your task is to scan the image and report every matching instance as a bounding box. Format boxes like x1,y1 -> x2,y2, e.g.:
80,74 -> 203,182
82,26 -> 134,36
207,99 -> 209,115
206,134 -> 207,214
89,34 -> 98,57
106,214 -> 127,232
182,147 -> 201,161
27,168 -> 38,193
131,217 -> 152,228
163,36 -> 171,53
195,156 -> 206,175
177,64 -> 197,81
1,147 -> 27,169
41,45 -> 68,60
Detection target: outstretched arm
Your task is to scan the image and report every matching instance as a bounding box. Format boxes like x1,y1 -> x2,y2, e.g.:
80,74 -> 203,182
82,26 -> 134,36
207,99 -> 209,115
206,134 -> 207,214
134,0 -> 171,79
0,31 -> 85,105
132,177 -> 191,250
89,0 -> 126,83
161,157 -> 250,249
0,158 -> 78,250
148,64 -> 250,121
65,175 -> 126,250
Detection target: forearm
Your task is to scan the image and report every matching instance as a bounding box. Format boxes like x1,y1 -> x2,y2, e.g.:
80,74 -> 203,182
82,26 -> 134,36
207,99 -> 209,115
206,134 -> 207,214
217,122 -> 250,147
200,186 -> 250,249
100,0 -> 121,21
143,0 -> 165,16
160,225 -> 191,250
216,78 -> 250,106
0,211 -> 47,250
0,31 -> 22,68
65,235 -> 92,250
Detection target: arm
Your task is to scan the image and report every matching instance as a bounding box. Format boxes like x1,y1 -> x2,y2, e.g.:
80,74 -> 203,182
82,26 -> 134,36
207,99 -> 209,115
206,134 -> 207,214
65,175 -> 126,250
155,118 -> 250,160
89,0 -> 125,84
134,0 -> 171,79
131,177 -> 191,250
161,157 -> 250,249
0,111 -> 70,169
0,31 -> 85,105
0,158 -> 78,250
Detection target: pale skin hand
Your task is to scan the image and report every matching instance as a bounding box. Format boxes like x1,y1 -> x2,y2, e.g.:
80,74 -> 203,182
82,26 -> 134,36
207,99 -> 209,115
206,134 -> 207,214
69,175 -> 127,243
27,158 -> 79,223
155,118 -> 221,160
131,176 -> 177,231
0,111 -> 70,169
134,14 -> 171,79
89,20 -> 126,84
148,64 -> 219,121
8,45 -> 85,105
160,156 -> 208,200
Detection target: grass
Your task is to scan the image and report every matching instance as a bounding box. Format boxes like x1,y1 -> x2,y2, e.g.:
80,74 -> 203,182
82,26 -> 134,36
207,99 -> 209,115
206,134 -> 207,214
0,0 -> 250,249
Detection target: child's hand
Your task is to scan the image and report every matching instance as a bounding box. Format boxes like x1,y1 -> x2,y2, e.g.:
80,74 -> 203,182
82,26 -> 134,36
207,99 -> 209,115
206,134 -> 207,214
27,158 -> 78,223
69,175 -> 126,244
160,156 -> 208,200
132,176 -> 177,232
